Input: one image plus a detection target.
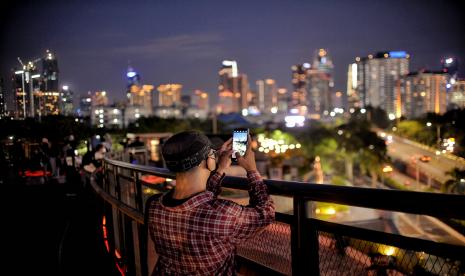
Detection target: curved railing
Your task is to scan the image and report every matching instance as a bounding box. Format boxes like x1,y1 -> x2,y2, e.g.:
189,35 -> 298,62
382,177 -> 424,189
90,154 -> 465,276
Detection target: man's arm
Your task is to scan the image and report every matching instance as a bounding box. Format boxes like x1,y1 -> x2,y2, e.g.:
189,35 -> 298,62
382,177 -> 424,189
230,170 -> 275,244
206,171 -> 225,197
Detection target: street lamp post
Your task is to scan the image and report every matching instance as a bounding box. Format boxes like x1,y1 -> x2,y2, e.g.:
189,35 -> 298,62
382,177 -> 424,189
426,122 -> 441,150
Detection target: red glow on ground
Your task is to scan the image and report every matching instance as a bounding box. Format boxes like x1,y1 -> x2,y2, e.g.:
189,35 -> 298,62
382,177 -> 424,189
104,240 -> 110,252
140,174 -> 166,185
21,170 -> 52,177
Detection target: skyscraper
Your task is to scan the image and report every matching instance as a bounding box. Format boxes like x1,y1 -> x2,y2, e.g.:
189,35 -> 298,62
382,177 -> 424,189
157,84 -> 182,107
13,50 -> 61,119
290,63 -> 310,114
77,92 -> 92,117
60,85 -> 74,116
217,60 -> 250,114
92,91 -> 109,107
192,90 -> 209,111
308,49 -> 334,116
347,63 -> 362,109
41,50 -> 59,92
399,70 -> 448,118
355,51 -> 409,116
255,79 -> 277,113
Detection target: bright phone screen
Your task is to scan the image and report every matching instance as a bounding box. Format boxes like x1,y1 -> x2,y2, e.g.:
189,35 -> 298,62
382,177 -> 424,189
232,129 -> 248,158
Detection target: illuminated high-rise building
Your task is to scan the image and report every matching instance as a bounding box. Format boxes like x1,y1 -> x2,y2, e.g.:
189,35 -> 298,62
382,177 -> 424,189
60,85 -> 74,116
12,50 -> 61,119
217,60 -> 250,114
347,63 -> 362,109
448,79 -> 465,110
307,48 -> 334,116
41,50 -> 59,92
77,92 -> 92,117
355,51 -> 409,116
255,79 -> 278,113
277,88 -> 288,113
291,63 -> 310,112
399,70 -> 448,119
92,91 -> 109,106
157,84 -> 182,107
192,90 -> 209,111
13,63 -> 41,119
129,84 -> 154,112
126,66 -> 141,100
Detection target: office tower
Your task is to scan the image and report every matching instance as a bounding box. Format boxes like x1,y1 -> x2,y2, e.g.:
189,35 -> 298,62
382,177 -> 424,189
399,70 -> 448,119
37,50 -> 60,116
291,63 -> 310,113
277,88 -> 288,113
126,66 -> 153,113
192,90 -> 209,111
217,60 -> 250,114
129,84 -> 154,112
41,50 -> 59,92
347,63 -> 362,108
60,85 -> 74,116
308,49 -> 334,116
13,63 -> 40,119
264,79 -> 278,113
447,79 -> 465,110
355,51 -> 409,116
77,92 -> 92,117
92,91 -> 109,106
12,50 -> 61,119
0,78 -> 5,118
157,84 -> 182,107
126,66 -> 141,100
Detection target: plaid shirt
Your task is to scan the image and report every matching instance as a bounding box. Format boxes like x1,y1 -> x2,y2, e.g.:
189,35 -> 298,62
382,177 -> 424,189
147,170 -> 275,275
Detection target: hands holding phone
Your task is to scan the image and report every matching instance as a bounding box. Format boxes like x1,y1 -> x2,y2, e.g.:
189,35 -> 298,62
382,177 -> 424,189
235,133 -> 257,172
216,133 -> 257,174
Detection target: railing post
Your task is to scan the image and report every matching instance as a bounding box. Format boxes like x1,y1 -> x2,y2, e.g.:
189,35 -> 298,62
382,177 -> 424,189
291,196 -> 318,275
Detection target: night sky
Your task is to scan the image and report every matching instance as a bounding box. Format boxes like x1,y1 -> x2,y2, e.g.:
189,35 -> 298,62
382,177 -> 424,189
1,0 -> 464,106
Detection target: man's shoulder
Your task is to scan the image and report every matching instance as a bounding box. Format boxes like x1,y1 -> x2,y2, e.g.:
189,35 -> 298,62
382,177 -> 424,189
206,198 -> 243,216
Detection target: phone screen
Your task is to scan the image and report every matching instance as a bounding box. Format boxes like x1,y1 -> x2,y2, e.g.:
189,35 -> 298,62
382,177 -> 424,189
232,129 -> 248,159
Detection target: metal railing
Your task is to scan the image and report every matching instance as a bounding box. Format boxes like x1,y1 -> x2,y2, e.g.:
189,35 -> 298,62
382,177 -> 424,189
90,155 -> 465,276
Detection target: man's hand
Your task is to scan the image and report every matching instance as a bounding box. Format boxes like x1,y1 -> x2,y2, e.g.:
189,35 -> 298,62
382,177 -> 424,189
216,138 -> 232,174
235,134 -> 257,172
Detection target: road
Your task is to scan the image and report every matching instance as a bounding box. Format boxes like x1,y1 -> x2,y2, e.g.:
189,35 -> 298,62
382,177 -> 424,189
382,133 -> 465,183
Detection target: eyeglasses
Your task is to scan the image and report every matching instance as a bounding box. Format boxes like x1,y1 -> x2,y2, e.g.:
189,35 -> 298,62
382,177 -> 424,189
207,149 -> 217,160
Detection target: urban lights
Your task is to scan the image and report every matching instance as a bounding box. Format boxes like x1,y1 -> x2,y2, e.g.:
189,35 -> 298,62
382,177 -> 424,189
257,134 -> 301,155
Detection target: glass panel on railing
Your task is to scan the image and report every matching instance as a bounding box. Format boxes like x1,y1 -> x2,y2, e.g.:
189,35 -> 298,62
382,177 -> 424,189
119,176 -> 136,208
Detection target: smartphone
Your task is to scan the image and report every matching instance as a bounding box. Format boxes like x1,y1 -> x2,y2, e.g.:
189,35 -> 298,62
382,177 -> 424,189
232,128 -> 249,162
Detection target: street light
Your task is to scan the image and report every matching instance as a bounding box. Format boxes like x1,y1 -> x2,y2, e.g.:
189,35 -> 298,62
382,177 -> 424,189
425,122 -> 441,149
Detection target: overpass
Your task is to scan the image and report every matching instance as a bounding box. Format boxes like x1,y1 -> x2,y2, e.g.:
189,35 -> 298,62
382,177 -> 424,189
86,149 -> 465,275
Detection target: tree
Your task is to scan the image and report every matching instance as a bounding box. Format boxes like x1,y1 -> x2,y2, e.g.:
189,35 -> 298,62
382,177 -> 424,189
444,168 -> 465,194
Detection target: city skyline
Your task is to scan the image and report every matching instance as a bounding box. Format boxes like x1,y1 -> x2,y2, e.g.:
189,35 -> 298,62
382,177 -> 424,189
1,0 -> 464,106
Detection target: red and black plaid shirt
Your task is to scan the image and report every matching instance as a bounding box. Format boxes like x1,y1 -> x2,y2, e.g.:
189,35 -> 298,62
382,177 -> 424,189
148,170 -> 275,275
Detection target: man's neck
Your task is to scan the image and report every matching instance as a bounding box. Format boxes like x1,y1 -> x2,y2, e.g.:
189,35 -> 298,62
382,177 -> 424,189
172,171 -> 208,200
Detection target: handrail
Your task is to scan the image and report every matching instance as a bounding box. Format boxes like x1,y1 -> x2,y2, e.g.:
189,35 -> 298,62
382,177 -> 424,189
98,156 -> 465,276
104,157 -> 465,220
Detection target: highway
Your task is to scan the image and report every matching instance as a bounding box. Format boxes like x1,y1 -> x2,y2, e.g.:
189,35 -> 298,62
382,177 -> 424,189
382,133 -> 465,183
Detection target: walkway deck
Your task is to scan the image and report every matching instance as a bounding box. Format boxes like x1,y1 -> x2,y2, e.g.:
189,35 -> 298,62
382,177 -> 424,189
2,180 -> 119,275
